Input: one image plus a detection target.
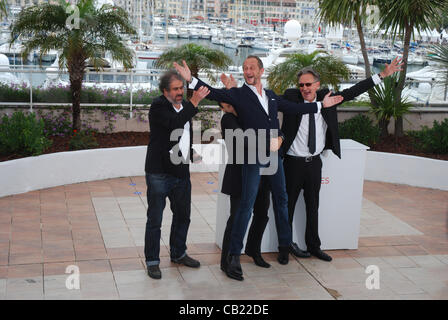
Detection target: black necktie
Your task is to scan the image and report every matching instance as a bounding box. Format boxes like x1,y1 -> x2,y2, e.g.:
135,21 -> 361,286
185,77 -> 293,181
308,113 -> 316,154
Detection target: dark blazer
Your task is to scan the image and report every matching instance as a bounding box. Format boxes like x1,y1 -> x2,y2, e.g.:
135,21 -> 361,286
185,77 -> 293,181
145,95 -> 198,178
193,78 -> 319,162
281,76 -> 377,159
220,113 -> 243,196
194,78 -> 318,132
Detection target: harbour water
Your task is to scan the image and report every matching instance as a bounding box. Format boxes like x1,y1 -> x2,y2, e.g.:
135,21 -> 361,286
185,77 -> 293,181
2,37 -> 425,89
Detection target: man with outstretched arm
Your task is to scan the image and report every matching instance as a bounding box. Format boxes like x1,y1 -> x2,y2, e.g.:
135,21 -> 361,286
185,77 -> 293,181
174,56 -> 344,281
281,58 -> 403,262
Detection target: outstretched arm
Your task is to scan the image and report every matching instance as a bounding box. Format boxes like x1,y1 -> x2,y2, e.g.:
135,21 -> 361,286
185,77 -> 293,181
276,92 -> 343,114
174,60 -> 238,107
334,57 -> 404,102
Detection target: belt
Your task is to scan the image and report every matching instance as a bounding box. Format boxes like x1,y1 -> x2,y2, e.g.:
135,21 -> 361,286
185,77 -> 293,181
285,154 -> 321,163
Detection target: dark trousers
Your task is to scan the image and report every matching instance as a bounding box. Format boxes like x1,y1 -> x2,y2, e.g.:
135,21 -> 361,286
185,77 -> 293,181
284,155 -> 322,251
228,156 -> 292,255
220,177 -> 270,269
144,173 -> 191,266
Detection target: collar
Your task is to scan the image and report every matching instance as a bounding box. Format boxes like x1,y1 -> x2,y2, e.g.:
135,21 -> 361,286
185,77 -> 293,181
303,96 -> 317,103
172,103 -> 183,112
244,82 -> 265,96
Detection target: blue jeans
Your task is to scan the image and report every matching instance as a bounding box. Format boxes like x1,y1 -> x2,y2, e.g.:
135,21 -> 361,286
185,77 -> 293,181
229,156 -> 292,255
144,173 -> 191,266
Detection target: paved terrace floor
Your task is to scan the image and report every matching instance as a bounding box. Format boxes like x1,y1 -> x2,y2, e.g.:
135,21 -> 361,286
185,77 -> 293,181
0,173 -> 447,300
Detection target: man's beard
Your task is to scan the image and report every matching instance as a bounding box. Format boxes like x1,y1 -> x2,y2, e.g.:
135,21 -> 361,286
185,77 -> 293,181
167,94 -> 183,105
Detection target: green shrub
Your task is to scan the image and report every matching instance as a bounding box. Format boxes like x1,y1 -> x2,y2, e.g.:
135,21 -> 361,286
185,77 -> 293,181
69,130 -> 98,150
339,114 -> 380,147
408,119 -> 448,154
0,111 -> 52,156
37,109 -> 72,136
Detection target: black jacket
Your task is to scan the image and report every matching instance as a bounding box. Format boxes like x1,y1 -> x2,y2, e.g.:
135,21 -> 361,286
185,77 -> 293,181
281,76 -> 377,159
193,78 -> 318,163
144,95 -> 198,178
220,113 -> 243,196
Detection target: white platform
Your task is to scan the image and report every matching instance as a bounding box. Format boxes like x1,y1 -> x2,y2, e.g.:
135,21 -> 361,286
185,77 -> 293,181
215,139 -> 370,252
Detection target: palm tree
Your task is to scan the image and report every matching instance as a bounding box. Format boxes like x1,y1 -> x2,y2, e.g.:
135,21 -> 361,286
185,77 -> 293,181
318,0 -> 376,78
0,0 -> 7,19
428,43 -> 448,101
377,0 -> 446,137
266,50 -> 350,95
10,0 -> 136,131
155,43 -> 232,97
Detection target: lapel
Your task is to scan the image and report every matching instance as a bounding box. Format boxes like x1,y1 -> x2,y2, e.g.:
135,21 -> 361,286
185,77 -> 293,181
243,84 -> 270,119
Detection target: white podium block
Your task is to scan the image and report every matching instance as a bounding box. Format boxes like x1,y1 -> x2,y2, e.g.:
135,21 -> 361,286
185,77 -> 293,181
215,139 -> 369,252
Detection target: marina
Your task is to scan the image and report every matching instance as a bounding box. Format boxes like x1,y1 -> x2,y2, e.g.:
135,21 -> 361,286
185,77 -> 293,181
0,2 -> 446,105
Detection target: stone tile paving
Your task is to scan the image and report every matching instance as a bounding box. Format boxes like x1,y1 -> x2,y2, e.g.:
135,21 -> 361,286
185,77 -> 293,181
0,174 -> 447,300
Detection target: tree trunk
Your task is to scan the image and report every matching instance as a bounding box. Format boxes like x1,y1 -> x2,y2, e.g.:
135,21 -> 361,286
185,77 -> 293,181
394,21 -> 413,138
379,118 -> 389,138
355,12 -> 372,78
394,117 -> 403,139
355,11 -> 379,114
68,57 -> 86,132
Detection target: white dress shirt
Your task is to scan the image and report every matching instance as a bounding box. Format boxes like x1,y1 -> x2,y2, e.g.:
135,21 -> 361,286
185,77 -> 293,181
287,74 -> 382,157
244,83 -> 270,115
170,103 -> 190,160
287,97 -> 327,157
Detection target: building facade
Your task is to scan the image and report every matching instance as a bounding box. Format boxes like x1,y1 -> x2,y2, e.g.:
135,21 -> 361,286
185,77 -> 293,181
227,0 -> 319,31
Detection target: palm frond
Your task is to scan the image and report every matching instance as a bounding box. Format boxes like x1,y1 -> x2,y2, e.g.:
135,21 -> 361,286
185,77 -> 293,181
377,0 -> 446,38
156,43 -> 232,82
318,0 -> 374,27
266,51 -> 349,94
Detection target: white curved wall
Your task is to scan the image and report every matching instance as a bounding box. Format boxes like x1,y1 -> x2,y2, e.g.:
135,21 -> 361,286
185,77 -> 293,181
365,151 -> 448,191
0,145 -> 221,198
0,146 -> 446,198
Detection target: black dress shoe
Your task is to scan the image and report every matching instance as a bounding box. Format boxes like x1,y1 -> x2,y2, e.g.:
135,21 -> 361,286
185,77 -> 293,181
226,254 -> 244,281
277,246 -> 289,265
171,254 -> 201,268
309,249 -> 332,262
289,242 -> 311,258
245,250 -> 271,268
147,265 -> 162,279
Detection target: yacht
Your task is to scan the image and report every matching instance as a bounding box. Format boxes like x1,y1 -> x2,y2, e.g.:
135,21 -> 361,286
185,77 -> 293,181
167,26 -> 179,39
178,27 -> 190,39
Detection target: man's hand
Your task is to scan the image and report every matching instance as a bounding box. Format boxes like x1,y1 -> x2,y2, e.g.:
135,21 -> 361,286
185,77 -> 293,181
189,86 -> 210,107
322,92 -> 344,108
270,136 -> 283,152
220,73 -> 238,89
380,57 -> 404,78
173,60 -> 192,83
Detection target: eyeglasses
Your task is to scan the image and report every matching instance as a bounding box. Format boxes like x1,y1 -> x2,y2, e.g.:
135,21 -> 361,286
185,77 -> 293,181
299,81 -> 318,88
